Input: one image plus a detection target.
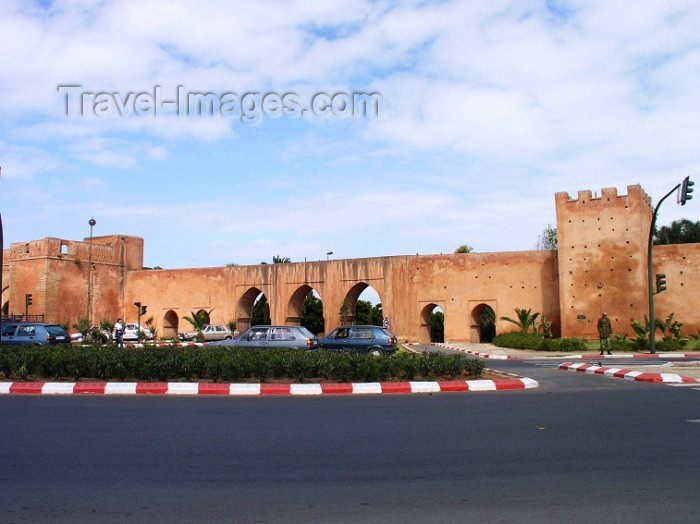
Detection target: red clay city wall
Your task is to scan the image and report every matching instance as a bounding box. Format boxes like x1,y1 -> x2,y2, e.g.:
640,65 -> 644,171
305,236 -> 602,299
2,184 -> 697,342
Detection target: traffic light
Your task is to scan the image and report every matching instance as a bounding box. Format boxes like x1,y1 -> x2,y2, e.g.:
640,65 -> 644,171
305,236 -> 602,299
680,176 -> 694,205
655,273 -> 667,293
134,301 -> 141,309
25,293 -> 33,307
140,305 -> 147,315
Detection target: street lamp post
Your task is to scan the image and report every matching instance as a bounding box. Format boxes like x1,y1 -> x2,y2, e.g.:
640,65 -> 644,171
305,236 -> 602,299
326,251 -> 333,261
87,218 -> 96,327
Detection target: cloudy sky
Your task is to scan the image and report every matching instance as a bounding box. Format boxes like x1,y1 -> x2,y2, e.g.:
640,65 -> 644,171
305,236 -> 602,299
1,0 -> 699,269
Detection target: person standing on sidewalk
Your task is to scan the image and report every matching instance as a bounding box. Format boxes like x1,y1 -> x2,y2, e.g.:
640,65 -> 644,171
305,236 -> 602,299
597,312 -> 613,355
114,318 -> 124,347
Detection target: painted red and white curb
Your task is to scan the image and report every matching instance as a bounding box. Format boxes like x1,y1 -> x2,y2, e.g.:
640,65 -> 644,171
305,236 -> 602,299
558,362 -> 700,384
0,377 -> 538,396
433,343 -> 700,361
552,352 -> 700,360
432,343 -> 521,360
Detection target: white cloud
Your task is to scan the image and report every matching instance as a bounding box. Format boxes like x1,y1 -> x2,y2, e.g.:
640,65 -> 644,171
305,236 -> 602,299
0,0 -> 698,270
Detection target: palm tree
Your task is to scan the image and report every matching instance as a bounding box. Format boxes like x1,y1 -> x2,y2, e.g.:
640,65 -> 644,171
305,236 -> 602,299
183,309 -> 213,340
272,255 -> 291,263
500,308 -> 540,334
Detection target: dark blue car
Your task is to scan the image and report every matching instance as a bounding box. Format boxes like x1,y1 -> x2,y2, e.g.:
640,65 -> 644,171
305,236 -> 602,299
318,325 -> 398,356
0,322 -> 70,345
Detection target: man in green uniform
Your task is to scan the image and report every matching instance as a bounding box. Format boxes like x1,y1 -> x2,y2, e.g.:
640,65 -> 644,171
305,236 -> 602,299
597,312 -> 613,355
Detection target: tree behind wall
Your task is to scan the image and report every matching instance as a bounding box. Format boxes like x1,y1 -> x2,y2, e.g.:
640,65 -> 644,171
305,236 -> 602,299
251,295 -> 271,325
536,224 -> 558,250
430,311 -> 444,342
654,219 -> 700,244
301,292 -> 324,335
354,300 -> 383,326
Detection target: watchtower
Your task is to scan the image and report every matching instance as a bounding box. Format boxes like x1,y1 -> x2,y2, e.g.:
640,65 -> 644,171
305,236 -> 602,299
555,185 -> 652,338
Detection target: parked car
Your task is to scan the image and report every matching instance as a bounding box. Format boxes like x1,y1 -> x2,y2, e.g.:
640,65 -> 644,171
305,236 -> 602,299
123,323 -> 155,341
179,324 -> 234,342
70,326 -> 111,343
207,325 -> 318,349
318,325 -> 398,355
0,322 -> 70,345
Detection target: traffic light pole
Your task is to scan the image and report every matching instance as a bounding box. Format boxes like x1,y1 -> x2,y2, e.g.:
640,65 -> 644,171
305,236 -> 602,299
647,184 -> 680,354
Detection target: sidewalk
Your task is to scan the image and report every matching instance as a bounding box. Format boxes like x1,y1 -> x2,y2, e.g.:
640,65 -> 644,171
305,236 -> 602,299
434,342 -> 700,383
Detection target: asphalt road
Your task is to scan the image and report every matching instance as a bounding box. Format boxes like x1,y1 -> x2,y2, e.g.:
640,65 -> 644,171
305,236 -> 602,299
0,358 -> 698,523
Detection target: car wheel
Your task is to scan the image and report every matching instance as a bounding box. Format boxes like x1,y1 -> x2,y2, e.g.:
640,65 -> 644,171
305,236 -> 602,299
368,347 -> 384,357
225,336 -> 232,340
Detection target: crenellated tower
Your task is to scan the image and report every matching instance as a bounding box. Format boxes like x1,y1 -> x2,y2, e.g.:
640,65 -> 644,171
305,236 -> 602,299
555,185 -> 653,338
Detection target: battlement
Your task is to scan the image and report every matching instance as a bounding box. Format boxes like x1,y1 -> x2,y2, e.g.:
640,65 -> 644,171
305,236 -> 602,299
8,235 -> 143,270
555,184 -> 651,208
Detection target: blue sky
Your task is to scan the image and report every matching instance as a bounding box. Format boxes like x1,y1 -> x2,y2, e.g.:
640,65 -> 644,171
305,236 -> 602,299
1,0 -> 699,270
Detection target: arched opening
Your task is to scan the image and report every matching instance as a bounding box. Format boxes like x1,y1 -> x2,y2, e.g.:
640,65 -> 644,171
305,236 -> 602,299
162,310 -> 179,340
471,304 -> 496,343
340,283 -> 383,327
1,286 -> 8,316
237,287 -> 271,331
286,285 -> 325,336
419,304 -> 444,344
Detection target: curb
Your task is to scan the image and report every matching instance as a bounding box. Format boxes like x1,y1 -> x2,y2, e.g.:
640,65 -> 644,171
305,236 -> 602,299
0,377 -> 539,396
433,343 -> 700,361
433,343 -> 521,360
558,362 -> 700,384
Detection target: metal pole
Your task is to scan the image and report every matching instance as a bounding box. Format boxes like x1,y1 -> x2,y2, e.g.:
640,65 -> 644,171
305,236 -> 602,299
0,167 -> 3,346
647,185 -> 680,354
87,218 -> 96,326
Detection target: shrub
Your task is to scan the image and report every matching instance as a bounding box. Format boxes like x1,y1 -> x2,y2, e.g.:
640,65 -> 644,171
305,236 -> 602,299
493,332 -> 589,352
610,337 -> 634,352
0,344 -> 487,383
540,338 -> 588,352
655,339 -> 687,352
492,332 -> 544,349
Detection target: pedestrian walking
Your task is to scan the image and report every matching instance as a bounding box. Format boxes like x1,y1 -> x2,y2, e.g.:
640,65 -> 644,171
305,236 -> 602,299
114,318 -> 124,347
597,312 -> 612,355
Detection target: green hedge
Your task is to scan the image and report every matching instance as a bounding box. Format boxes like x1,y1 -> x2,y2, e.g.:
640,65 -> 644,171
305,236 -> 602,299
492,332 -> 588,352
0,345 -> 485,383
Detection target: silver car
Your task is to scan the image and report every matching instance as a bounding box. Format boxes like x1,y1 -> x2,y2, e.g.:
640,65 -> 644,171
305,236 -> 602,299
207,325 -> 318,349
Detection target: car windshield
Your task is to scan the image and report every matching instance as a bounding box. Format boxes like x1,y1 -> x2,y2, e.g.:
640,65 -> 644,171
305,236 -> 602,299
380,328 -> 394,338
46,325 -> 67,335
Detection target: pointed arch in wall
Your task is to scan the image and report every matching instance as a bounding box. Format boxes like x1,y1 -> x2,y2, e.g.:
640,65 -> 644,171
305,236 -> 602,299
419,303 -> 444,344
340,282 -> 383,326
286,285 -> 325,336
237,287 -> 266,332
286,284 -> 313,325
162,310 -> 179,340
470,303 -> 496,343
1,285 -> 9,316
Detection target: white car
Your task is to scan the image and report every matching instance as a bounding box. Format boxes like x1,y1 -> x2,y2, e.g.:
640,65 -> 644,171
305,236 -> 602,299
180,324 -> 234,342
122,323 -> 155,341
